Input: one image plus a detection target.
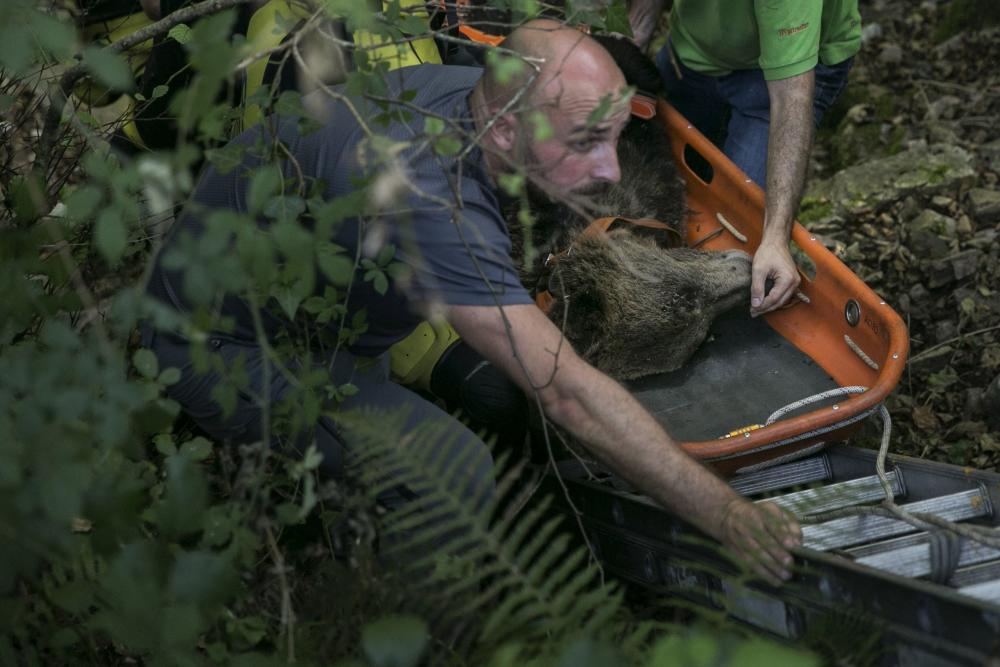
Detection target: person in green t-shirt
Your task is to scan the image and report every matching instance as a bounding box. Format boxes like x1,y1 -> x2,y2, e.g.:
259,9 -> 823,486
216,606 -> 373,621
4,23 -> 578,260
635,0 -> 860,316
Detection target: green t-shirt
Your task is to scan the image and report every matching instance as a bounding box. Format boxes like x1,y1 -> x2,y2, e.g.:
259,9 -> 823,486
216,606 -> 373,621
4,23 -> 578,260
669,0 -> 861,80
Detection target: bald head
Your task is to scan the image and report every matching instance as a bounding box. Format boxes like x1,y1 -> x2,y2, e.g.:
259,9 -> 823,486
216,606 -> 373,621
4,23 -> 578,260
480,19 -> 626,111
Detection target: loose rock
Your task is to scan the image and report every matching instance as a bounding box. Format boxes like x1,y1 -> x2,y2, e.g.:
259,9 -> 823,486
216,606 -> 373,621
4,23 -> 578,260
967,188 -> 1000,223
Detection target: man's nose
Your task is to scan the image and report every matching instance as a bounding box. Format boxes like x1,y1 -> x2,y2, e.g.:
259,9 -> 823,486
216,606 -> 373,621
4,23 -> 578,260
590,142 -> 621,183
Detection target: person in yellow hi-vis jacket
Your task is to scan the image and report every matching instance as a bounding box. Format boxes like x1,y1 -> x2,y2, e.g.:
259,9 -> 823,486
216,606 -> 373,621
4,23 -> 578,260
76,0 -> 442,149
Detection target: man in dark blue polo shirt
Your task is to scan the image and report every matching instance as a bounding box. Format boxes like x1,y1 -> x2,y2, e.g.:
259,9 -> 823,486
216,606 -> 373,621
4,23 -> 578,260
145,19 -> 801,584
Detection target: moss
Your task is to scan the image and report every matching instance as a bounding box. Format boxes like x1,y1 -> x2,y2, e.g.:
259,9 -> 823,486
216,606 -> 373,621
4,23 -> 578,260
798,196 -> 834,223
924,163 -> 952,185
934,0 -> 1000,42
829,122 -> 883,172
819,84 -> 901,172
886,125 -> 907,156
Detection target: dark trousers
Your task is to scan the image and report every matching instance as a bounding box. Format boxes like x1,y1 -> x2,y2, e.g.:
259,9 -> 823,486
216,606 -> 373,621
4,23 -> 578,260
655,41 -> 854,187
141,325 -> 496,514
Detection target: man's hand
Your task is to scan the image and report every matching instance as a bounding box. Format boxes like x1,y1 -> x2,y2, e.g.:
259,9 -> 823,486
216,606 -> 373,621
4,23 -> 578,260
750,237 -> 800,316
718,499 -> 802,585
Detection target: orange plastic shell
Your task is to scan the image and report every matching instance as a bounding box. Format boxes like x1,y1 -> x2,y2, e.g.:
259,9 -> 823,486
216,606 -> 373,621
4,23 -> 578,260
657,101 -> 909,474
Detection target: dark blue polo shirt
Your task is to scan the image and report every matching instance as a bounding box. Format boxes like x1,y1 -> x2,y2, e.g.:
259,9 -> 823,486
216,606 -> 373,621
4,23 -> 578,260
147,65 -> 532,356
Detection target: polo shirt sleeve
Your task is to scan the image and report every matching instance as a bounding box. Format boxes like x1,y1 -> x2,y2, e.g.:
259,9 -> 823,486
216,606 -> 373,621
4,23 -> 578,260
755,0 -> 824,80
394,161 -> 533,309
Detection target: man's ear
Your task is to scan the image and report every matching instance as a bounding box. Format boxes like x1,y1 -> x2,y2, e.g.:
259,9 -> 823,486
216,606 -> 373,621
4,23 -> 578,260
489,112 -> 518,152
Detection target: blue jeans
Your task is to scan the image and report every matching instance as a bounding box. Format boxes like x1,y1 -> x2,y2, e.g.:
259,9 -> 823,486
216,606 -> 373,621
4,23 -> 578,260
655,43 -> 853,187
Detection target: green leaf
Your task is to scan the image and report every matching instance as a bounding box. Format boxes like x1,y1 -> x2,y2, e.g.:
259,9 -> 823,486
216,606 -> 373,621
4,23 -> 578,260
395,14 -> 429,36
158,367 -> 182,386
9,170 -> 47,224
433,135 -> 463,156
424,116 -> 445,135
727,637 -> 819,667
225,615 -> 268,652
586,92 -> 613,127
273,284 -> 305,320
29,11 -> 76,61
529,111 -> 553,141
276,502 -> 301,525
485,50 -> 526,86
64,185 -> 103,222
556,637 -> 620,667
156,454 -> 209,539
151,84 -> 169,99
132,349 -> 159,379
498,173 -> 525,197
180,436 -> 213,461
302,445 -> 324,471
375,243 -> 396,266
317,247 -> 356,286
247,165 -> 283,215
361,615 -> 428,667
94,208 -> 127,265
602,0 -> 633,36
170,550 -> 238,609
82,47 -> 135,92
372,271 -> 389,296
155,434 -> 178,456
168,24 -> 192,45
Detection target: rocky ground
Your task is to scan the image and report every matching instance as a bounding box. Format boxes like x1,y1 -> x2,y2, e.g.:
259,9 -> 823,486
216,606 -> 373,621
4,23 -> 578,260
804,0 -> 1000,466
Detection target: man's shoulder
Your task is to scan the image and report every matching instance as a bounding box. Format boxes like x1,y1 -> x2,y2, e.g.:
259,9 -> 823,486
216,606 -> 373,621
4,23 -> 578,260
391,64 -> 484,93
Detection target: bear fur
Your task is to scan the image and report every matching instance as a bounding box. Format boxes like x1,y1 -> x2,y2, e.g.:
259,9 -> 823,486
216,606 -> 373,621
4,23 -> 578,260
506,34 -> 752,380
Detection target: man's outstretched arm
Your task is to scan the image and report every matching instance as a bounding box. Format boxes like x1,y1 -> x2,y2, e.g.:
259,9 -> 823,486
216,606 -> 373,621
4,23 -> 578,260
448,302 -> 801,584
752,69 -> 815,316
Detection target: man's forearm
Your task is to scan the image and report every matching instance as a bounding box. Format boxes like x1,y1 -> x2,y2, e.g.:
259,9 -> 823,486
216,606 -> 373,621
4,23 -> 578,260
449,303 -> 799,582
762,70 -> 815,245
538,355 -> 741,541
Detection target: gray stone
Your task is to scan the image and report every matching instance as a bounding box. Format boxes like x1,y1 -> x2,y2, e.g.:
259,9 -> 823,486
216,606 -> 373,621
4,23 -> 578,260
925,95 -> 961,121
980,139 -> 1000,172
861,23 -> 883,45
926,121 -> 960,146
956,214 -> 974,235
948,248 -> 983,281
900,196 -> 922,220
968,228 -> 999,250
878,42 -> 903,65
909,345 -> 954,375
908,282 -> 931,302
934,319 -> 958,343
967,188 -> 1000,223
931,195 -> 954,209
933,33 -> 963,57
805,144 -> 976,222
906,209 -> 956,259
985,375 -> 1000,430
965,387 -> 984,418
926,258 -> 955,288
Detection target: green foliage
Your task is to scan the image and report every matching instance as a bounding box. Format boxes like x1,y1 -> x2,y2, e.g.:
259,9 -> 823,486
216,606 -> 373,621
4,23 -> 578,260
0,1 -> 820,664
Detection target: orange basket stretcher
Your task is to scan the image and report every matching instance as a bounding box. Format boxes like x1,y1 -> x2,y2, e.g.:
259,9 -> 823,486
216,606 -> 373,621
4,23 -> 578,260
637,101 -> 909,475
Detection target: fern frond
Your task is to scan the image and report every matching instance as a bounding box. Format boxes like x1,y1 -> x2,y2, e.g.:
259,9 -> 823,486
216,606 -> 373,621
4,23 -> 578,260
333,407 -> 626,657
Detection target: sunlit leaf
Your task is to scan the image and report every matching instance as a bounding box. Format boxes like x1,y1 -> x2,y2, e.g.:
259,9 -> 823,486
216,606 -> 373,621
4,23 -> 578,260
82,47 -> 135,92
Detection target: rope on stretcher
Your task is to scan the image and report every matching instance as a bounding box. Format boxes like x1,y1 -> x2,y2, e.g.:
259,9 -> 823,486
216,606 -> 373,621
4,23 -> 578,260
760,385 -> 1000,582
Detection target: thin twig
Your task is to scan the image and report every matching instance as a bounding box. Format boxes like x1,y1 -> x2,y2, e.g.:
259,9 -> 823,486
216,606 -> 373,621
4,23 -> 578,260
909,324 -> 1000,363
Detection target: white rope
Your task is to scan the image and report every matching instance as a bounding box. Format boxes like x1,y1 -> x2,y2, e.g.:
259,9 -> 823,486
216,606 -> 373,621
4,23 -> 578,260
748,386 -> 1000,553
